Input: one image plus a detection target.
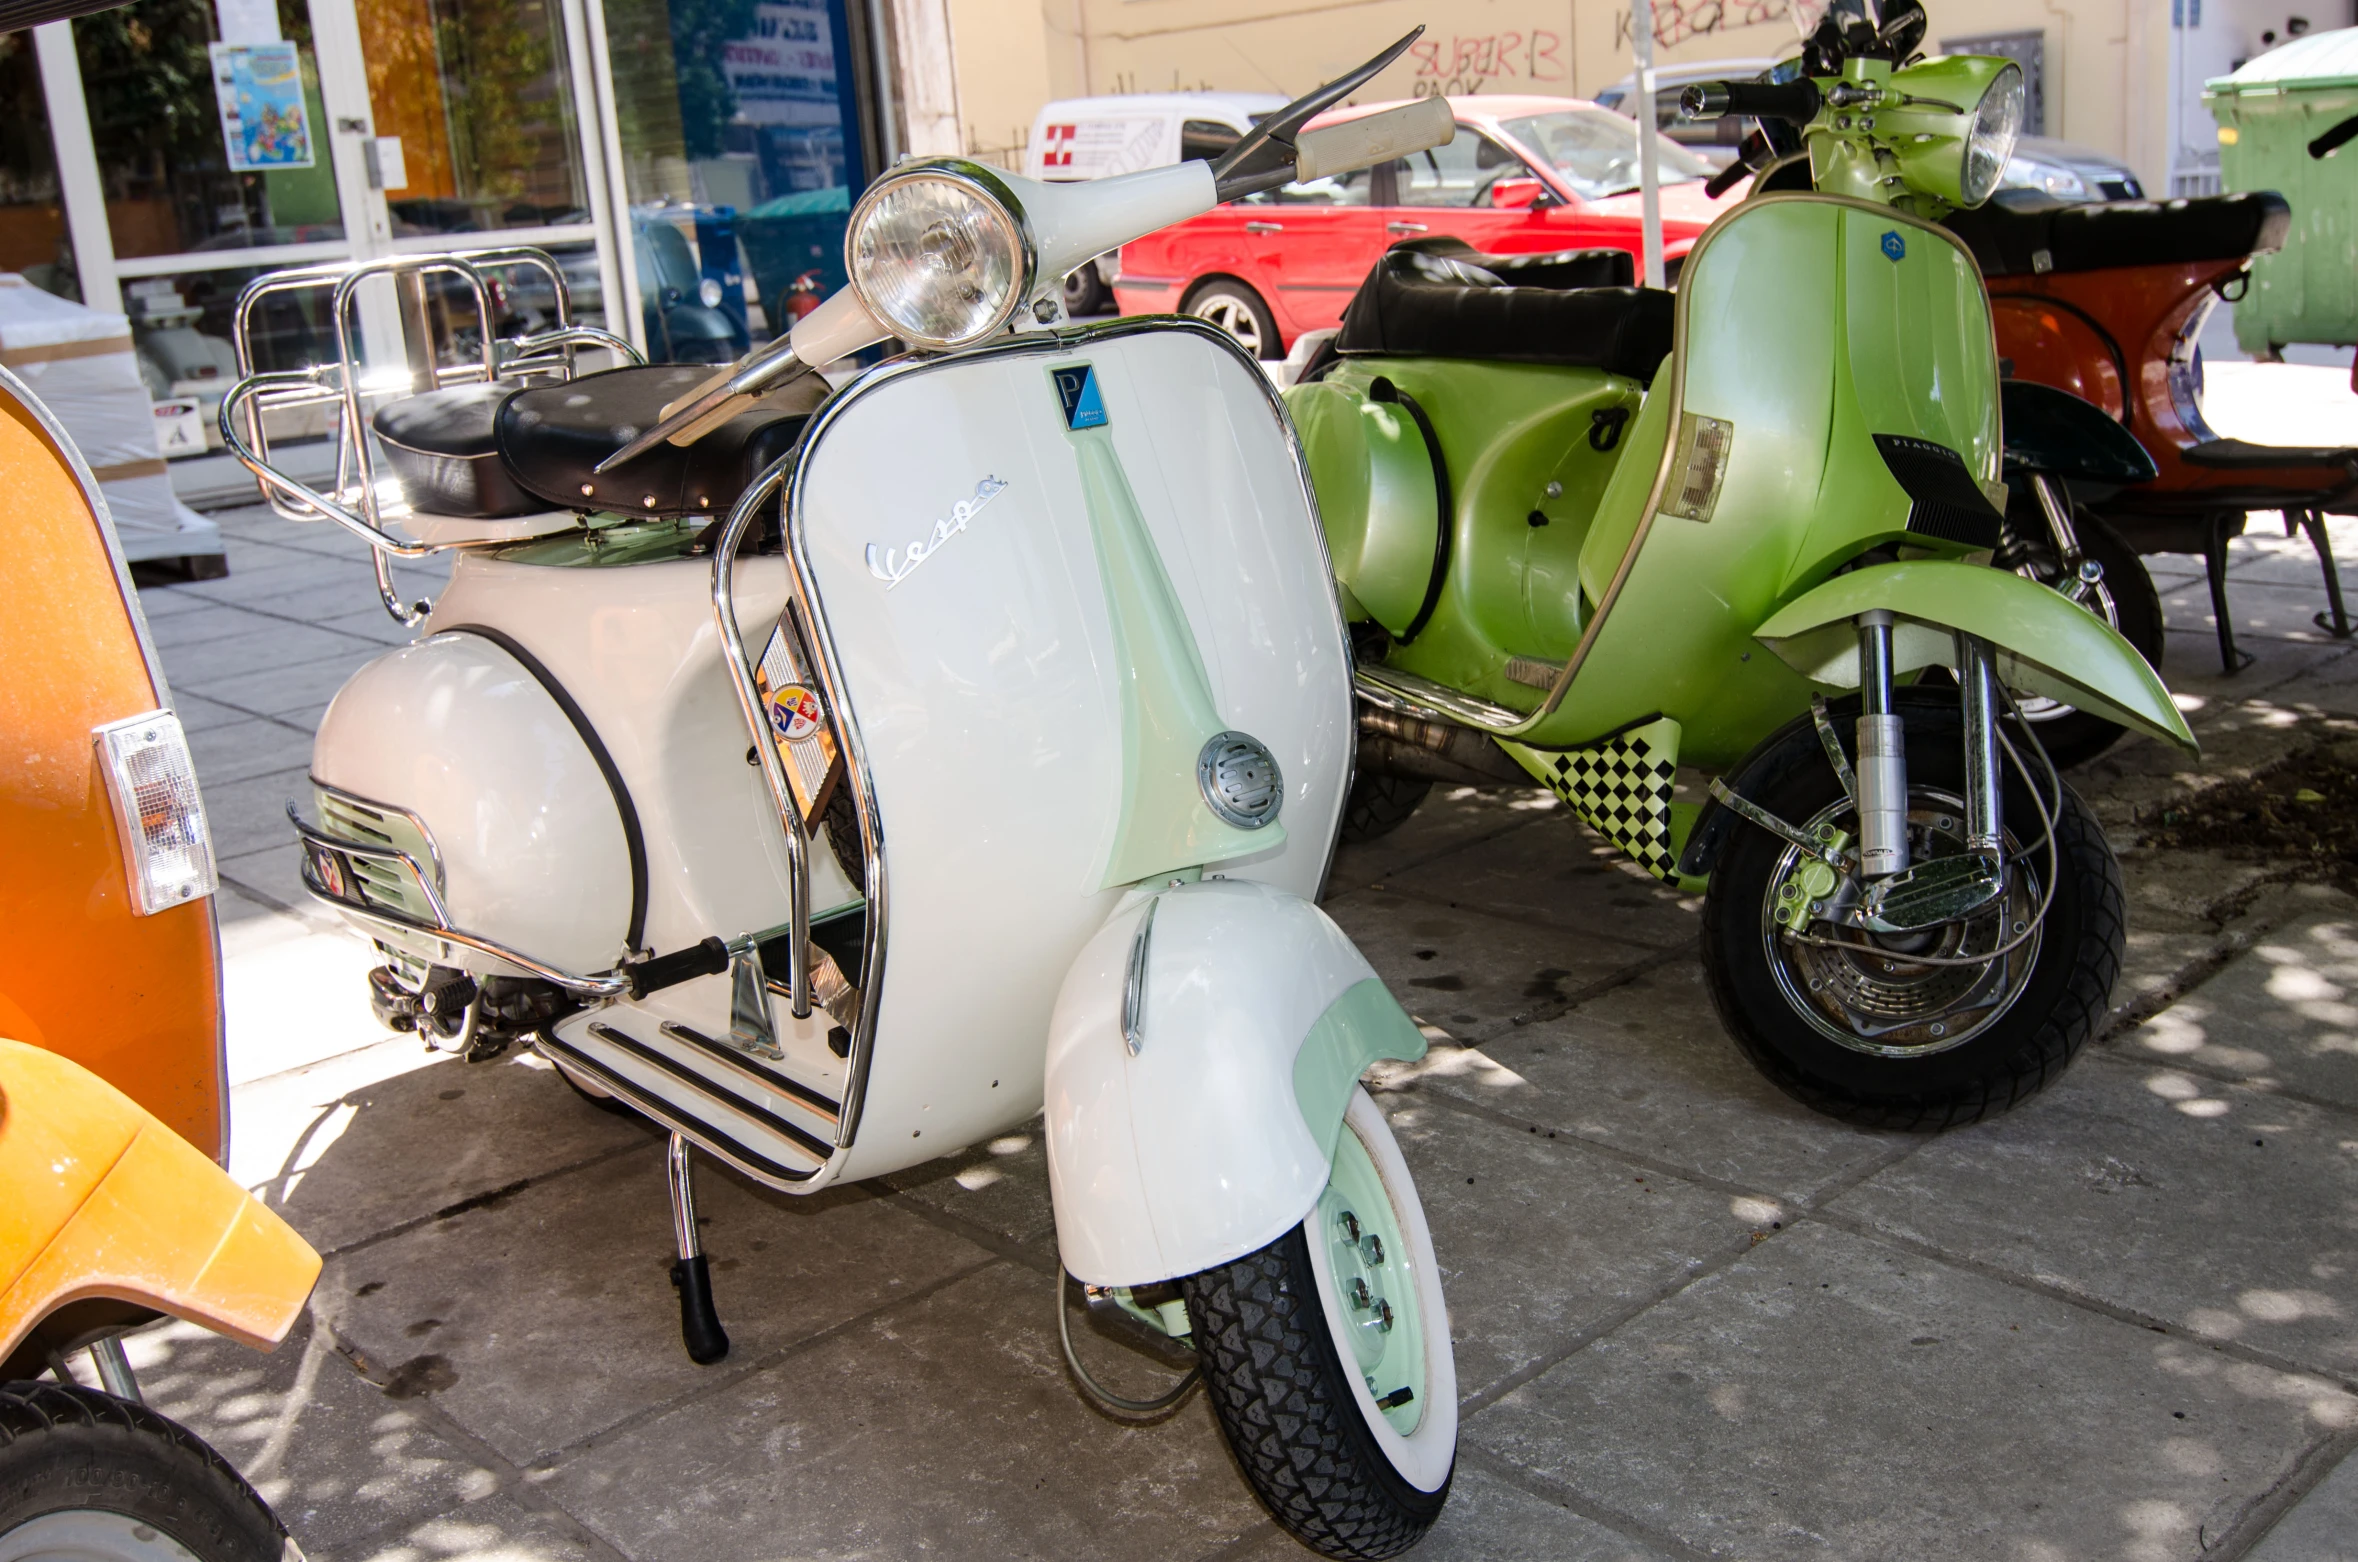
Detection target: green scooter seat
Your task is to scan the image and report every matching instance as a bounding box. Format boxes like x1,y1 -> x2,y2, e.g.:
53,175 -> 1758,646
1330,240 -> 1674,382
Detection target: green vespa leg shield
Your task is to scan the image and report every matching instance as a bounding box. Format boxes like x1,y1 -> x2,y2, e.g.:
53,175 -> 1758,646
1754,559 -> 2199,754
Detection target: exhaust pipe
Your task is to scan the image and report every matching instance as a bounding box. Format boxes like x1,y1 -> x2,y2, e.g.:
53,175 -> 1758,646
1355,706 -> 1533,789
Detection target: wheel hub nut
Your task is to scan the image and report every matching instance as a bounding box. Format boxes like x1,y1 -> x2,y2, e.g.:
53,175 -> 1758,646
1337,1210 -> 1360,1242
1348,1278 -> 1372,1310
1360,1234 -> 1385,1266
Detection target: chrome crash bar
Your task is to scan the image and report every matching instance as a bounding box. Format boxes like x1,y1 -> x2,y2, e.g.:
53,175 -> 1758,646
708,461 -> 814,1021
287,802 -> 632,998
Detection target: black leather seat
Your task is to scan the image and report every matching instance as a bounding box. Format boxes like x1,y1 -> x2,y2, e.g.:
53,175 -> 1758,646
373,382 -> 545,518
1944,189 -> 2291,280
496,364 -> 828,519
1333,239 -> 1675,382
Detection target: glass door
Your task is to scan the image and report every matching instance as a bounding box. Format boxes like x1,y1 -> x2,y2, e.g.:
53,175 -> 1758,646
67,0 -> 357,438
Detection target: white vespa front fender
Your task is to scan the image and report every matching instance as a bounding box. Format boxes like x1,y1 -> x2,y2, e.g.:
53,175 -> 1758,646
1045,878 -> 1426,1287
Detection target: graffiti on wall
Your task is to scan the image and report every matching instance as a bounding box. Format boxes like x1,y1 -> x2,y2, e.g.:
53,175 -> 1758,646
1407,4 -> 1786,97
1407,32 -> 1568,96
1617,1 -> 1789,51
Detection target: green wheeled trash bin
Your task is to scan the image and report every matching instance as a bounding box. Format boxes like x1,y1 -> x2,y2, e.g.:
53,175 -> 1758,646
737,187 -> 852,339
2208,28 -> 2358,357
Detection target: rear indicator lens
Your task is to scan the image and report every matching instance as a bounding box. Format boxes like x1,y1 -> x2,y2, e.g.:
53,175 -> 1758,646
93,710 -> 217,915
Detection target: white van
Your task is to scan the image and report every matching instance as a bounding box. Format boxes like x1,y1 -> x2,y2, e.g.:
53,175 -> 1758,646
1022,92 -> 1283,313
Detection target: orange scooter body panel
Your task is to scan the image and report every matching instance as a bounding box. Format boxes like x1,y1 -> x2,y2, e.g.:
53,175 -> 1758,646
0,370 -> 226,1161
0,1039 -> 318,1359
1991,258 -> 2355,502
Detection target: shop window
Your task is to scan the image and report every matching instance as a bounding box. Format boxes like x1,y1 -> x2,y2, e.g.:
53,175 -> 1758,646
74,0 -> 344,260
355,0 -> 590,235
0,30 -> 77,299
602,0 -> 868,352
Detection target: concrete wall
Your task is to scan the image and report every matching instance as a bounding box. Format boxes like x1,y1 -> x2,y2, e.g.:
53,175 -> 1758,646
881,0 -> 2358,199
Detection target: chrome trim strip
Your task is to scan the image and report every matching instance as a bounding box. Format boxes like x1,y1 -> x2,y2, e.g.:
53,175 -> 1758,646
778,311 -> 1357,1145
536,1032 -> 825,1188
586,1020 -> 835,1161
289,802 -> 632,997
655,1020 -> 843,1124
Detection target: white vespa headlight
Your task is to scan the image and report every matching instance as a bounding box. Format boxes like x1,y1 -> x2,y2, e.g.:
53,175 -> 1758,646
847,165 -> 1033,350
1960,64 -> 2027,207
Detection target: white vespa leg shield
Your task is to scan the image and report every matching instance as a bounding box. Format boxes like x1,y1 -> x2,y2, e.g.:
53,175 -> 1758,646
1044,877 -> 1426,1287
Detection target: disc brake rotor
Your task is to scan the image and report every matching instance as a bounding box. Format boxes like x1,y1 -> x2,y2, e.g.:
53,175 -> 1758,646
1762,789 -> 2043,1058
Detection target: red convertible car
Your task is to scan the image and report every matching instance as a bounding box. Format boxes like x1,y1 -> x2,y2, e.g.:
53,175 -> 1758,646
1113,95 -> 1733,357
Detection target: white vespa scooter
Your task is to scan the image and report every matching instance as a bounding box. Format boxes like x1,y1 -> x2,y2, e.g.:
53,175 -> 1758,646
223,35 -> 1461,1559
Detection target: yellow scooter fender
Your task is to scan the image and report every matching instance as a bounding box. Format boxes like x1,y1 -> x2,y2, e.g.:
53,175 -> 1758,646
1,1039 -> 320,1370
1754,559 -> 2199,755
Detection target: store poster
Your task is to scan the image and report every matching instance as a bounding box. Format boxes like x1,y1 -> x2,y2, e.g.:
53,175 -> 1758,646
724,0 -> 840,130
210,41 -> 315,172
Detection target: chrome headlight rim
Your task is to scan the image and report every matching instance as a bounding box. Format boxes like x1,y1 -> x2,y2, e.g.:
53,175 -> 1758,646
1960,63 -> 2027,208
846,159 -> 1037,353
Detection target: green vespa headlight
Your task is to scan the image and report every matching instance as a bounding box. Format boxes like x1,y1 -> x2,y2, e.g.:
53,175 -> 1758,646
1883,56 -> 2028,212
1960,65 -> 2026,205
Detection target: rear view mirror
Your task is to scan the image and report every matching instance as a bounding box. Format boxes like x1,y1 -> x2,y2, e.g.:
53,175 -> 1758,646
1490,177 -> 1549,209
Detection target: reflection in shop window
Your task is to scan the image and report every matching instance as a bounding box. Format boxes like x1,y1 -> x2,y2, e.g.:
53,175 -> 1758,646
0,30 -> 78,299
75,0 -> 344,259
356,0 -> 590,235
604,0 -> 867,354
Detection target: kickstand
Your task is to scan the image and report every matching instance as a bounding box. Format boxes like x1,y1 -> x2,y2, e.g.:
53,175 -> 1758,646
2206,517 -> 2256,673
2295,508 -> 2355,638
667,1133 -> 729,1364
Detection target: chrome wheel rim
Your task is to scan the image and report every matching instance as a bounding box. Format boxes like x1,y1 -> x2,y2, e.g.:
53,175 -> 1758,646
1761,786 -> 2043,1058
1189,293 -> 1264,356
1310,1115 -> 1426,1435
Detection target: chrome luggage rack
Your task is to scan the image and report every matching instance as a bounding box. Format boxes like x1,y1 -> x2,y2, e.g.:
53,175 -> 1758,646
218,247 -> 642,625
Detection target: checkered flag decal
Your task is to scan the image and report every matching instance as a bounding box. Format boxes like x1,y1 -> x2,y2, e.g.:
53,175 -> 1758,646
1539,725 -> 1680,882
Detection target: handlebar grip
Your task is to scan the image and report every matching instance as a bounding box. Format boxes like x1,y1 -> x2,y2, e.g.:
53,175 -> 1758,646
1679,79 -> 1823,126
1294,98 -> 1456,182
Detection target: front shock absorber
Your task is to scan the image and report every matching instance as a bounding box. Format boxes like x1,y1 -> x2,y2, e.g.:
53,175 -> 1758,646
1855,610 -> 1907,878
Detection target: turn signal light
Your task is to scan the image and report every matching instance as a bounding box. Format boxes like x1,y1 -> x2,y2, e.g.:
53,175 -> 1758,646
93,710 -> 217,915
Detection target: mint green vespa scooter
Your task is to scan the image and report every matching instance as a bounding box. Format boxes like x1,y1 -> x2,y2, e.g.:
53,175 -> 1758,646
1289,0 -> 2195,1131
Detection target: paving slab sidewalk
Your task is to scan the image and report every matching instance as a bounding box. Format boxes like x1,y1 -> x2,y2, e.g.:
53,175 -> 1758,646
99,499 -> 2358,1558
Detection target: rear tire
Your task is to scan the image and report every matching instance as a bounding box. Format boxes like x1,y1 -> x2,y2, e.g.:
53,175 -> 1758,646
1700,690 -> 2123,1130
0,1382 -> 286,1562
1340,774 -> 1431,845
1183,278 -> 1282,360
1183,1090 -> 1454,1559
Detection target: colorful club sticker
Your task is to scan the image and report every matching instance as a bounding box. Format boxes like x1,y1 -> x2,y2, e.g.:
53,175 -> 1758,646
767,683 -> 825,743
1051,363 -> 1108,430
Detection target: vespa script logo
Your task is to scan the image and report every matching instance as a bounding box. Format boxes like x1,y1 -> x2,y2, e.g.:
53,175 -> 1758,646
865,474 -> 1010,590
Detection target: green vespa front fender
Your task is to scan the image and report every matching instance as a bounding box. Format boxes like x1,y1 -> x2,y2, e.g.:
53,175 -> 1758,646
1755,560 -> 2198,755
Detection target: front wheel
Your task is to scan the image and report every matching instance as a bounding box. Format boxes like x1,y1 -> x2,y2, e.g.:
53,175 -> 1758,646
1184,1089 -> 1455,1559
0,1382 -> 289,1562
1183,278 -> 1282,360
1701,691 -> 2124,1131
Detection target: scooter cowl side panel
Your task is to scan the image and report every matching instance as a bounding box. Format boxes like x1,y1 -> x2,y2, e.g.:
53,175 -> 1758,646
311,631 -> 634,976
1043,880 -> 1424,1287
795,324 -> 1352,1179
